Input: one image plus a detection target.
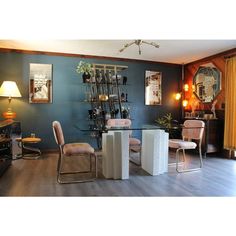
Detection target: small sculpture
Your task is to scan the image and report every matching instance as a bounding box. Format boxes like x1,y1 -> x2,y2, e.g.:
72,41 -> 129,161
121,92 -> 125,101
211,99 -> 218,119
123,76 -> 127,85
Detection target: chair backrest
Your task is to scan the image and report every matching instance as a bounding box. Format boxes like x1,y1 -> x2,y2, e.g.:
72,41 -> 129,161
52,121 -> 65,146
107,118 -> 131,127
182,119 -> 205,141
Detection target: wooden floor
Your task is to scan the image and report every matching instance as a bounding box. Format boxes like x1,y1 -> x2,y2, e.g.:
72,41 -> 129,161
1,151 -> 236,196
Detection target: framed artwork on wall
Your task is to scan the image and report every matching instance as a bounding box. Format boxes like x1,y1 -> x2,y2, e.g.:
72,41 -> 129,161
145,70 -> 162,105
29,63 -> 53,103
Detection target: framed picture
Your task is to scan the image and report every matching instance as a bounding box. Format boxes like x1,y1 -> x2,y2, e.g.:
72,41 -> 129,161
29,63 -> 53,103
145,70 -> 162,105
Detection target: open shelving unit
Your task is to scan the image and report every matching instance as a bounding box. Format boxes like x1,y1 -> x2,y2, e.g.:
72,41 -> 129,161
82,63 -> 130,148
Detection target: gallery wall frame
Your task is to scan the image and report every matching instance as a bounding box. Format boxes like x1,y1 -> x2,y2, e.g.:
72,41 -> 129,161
29,63 -> 53,103
145,70 -> 162,105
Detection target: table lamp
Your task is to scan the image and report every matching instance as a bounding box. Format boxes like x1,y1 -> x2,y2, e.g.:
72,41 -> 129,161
0,81 -> 22,120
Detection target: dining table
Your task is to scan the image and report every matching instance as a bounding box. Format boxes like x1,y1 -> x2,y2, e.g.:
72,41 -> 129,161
76,123 -> 170,180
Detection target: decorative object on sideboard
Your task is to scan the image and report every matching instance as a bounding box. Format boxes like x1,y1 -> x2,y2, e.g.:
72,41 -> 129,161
0,81 -> 22,120
29,63 -> 52,103
119,40 -> 159,55
76,61 -> 93,83
211,99 -> 218,119
191,100 -> 199,117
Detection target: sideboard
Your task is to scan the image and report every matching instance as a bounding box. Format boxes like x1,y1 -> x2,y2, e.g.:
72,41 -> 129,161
0,120 -> 21,177
185,118 -> 224,157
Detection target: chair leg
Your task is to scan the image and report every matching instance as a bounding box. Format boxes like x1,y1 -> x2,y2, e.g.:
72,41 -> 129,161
90,154 -> 92,172
168,149 -> 184,167
182,149 -> 186,162
176,148 -> 203,173
95,153 -> 98,178
199,146 -> 203,168
129,146 -> 141,166
57,153 -> 97,184
57,153 -> 62,172
176,149 -> 180,172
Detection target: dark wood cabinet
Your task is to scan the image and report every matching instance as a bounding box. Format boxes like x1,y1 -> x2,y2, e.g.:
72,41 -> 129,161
0,120 -> 21,177
184,118 -> 224,157
202,119 -> 224,156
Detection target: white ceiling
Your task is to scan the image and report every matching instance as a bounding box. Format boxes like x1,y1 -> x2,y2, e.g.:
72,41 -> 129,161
0,40 -> 235,64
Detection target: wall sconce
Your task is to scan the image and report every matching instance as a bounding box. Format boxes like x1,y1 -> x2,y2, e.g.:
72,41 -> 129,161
175,92 -> 181,100
0,81 -> 22,120
182,99 -> 188,107
183,84 -> 189,92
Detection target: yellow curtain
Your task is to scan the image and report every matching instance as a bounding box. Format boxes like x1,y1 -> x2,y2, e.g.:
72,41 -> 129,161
224,57 -> 236,150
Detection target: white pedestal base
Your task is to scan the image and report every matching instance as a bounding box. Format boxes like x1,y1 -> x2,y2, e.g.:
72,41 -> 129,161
102,129 -> 169,179
102,131 -> 129,179
141,130 -> 169,175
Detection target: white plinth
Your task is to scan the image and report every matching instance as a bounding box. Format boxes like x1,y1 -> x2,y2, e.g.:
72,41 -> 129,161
141,129 -> 169,175
102,131 -> 129,179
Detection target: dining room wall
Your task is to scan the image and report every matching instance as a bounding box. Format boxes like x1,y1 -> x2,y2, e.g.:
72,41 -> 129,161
184,48 -> 236,119
0,49 -> 182,149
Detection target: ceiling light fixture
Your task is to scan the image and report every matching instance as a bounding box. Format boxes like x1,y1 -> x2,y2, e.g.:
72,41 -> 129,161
119,40 -> 160,55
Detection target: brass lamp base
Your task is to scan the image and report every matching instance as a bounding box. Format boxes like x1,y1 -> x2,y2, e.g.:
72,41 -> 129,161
2,111 -> 16,120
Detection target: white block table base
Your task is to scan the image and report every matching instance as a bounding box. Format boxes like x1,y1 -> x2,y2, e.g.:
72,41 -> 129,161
141,130 -> 169,175
102,131 -> 129,179
102,129 -> 169,179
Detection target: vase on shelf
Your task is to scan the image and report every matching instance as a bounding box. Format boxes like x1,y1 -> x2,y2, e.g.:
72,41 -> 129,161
83,72 -> 91,83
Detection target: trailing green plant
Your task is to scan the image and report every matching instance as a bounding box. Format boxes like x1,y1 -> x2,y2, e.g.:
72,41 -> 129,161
76,61 -> 93,74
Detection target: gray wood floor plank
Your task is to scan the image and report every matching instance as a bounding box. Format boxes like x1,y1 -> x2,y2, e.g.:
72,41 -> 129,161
1,152 -> 236,196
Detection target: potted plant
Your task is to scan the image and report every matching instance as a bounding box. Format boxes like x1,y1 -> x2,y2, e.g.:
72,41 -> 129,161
76,61 -> 93,83
155,113 -> 179,138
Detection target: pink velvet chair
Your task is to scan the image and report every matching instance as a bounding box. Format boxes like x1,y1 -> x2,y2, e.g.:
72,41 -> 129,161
52,121 -> 97,184
169,119 -> 205,173
106,119 -> 141,165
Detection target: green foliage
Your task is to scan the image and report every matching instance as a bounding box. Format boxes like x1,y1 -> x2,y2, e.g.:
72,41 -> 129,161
155,113 -> 180,139
155,113 -> 173,128
76,61 -> 93,74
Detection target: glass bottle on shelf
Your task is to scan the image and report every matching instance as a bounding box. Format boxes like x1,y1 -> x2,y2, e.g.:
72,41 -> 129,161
108,70 -> 112,83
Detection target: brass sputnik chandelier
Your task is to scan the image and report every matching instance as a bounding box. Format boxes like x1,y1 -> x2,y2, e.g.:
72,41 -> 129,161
119,40 -> 160,55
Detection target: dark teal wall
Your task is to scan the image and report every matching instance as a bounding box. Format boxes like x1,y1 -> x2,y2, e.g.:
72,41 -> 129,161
0,51 -> 182,149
